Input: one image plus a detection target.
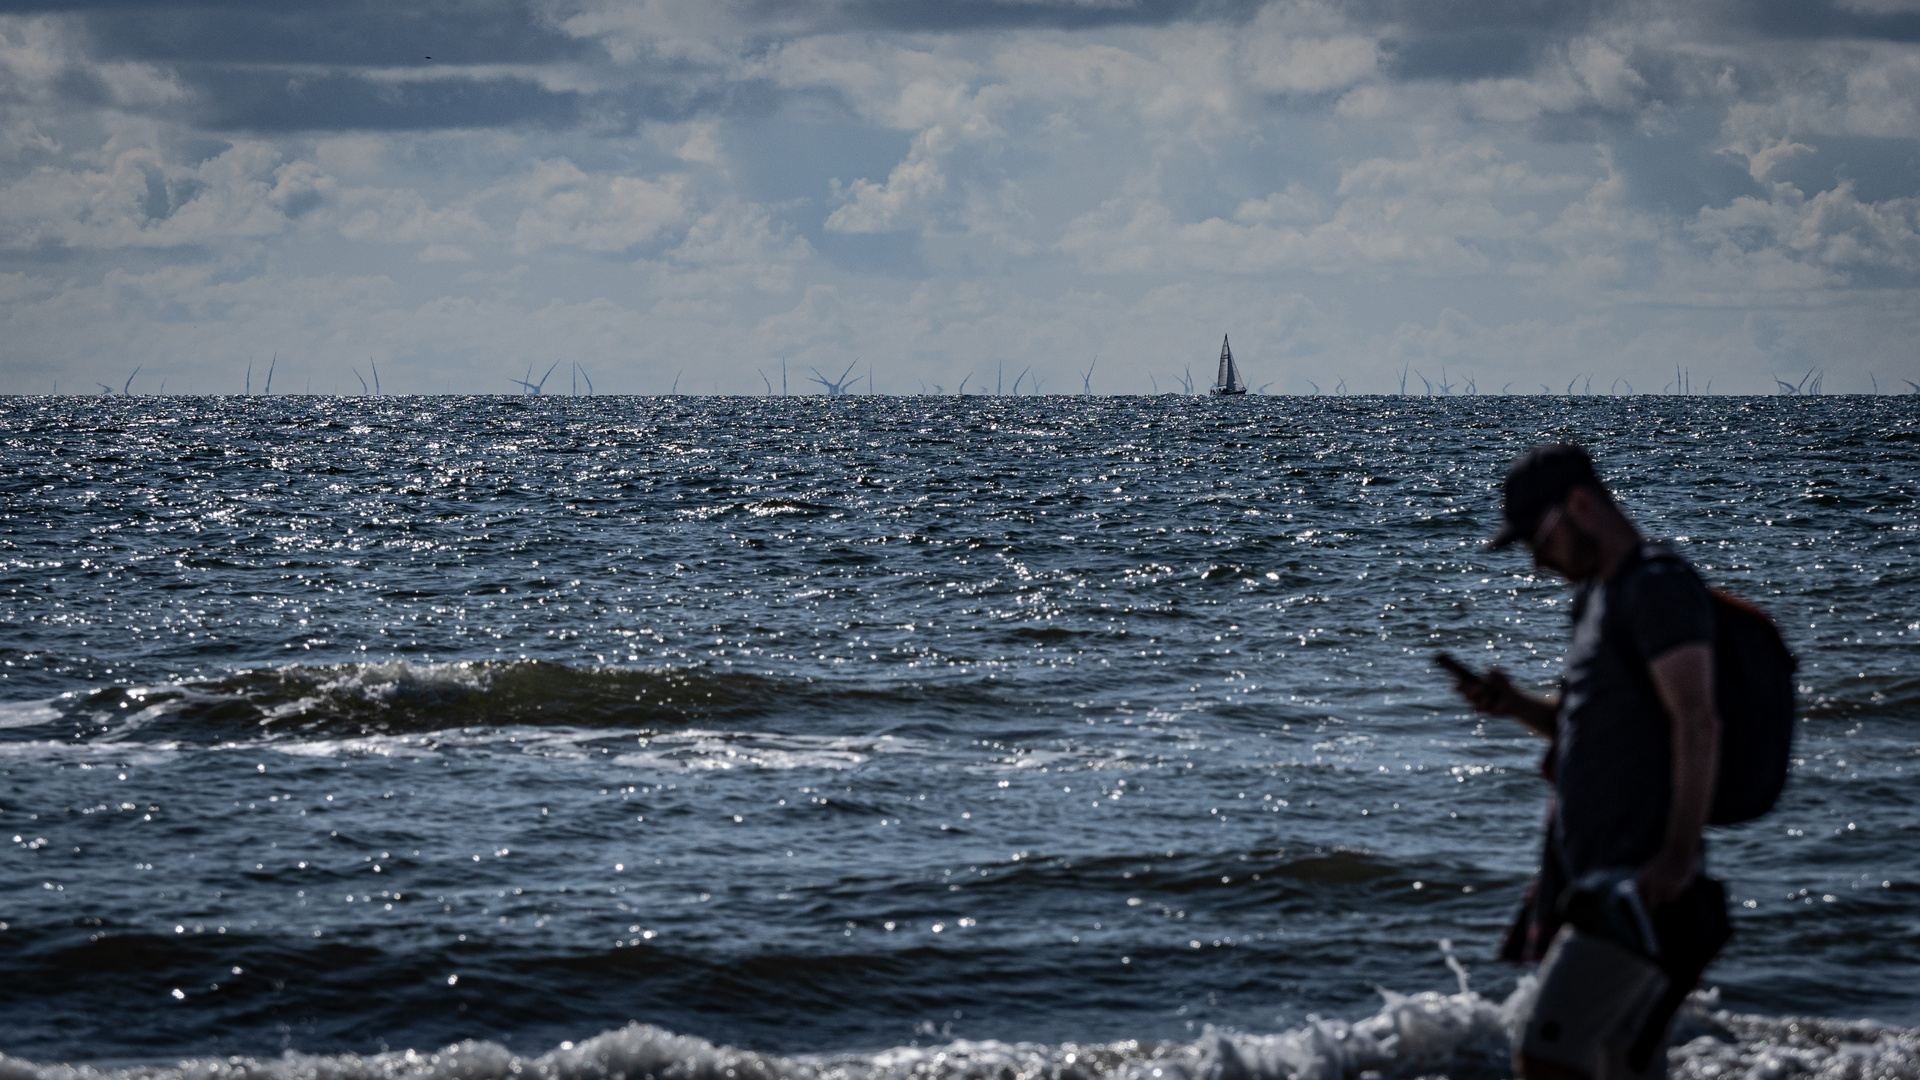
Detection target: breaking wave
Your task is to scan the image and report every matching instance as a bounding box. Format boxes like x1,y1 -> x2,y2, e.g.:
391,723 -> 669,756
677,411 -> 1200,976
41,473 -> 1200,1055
2,987 -> 1913,1080
17,659 -> 1005,744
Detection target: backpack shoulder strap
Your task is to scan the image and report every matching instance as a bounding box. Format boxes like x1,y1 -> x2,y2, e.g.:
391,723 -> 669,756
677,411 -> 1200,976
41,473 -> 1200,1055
1598,541 -> 1699,689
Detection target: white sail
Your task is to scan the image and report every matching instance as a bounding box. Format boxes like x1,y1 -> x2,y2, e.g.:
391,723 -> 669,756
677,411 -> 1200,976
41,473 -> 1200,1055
1212,334 -> 1246,395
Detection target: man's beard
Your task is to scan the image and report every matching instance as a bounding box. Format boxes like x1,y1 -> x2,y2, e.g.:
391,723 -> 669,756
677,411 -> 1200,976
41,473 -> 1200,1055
1562,518 -> 1604,581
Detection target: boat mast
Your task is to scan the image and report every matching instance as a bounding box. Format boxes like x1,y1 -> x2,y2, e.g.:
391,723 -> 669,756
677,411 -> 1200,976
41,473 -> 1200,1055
1216,335 -> 1237,393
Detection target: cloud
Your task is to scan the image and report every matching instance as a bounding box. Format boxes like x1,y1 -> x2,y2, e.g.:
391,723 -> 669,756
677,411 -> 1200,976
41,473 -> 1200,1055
332,184 -> 488,253
550,0 -> 1265,57
645,197 -> 813,294
0,140 -> 325,249
183,69 -> 593,133
0,0 -> 1915,398
1057,141 -> 1585,276
1242,32 -> 1378,95
508,158 -> 690,254
825,127 -> 949,233
0,6 -> 736,133
1692,177 -> 1920,275
0,15 -> 183,110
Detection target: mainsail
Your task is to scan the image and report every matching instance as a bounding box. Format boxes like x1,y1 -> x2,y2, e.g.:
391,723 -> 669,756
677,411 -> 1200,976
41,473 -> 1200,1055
1211,334 -> 1247,395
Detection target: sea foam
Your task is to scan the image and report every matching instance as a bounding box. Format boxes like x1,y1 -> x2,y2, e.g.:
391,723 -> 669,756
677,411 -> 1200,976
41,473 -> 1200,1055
5,988 -> 1911,1080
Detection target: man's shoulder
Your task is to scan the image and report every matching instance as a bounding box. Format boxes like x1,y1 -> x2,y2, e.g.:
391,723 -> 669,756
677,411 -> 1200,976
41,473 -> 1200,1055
1612,541 -> 1714,654
1636,540 -> 1690,567
1623,541 -> 1704,590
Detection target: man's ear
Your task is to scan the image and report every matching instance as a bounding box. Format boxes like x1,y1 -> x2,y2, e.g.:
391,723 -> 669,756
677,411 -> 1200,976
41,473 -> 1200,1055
1563,484 -> 1605,529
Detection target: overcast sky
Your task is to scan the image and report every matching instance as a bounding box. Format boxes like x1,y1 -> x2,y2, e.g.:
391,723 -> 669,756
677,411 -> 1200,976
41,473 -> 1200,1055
1,0 -> 1917,395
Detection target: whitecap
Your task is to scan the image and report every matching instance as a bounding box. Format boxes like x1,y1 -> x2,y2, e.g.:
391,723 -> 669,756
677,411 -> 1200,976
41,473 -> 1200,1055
0,699 -> 61,730
282,660 -> 493,717
612,730 -> 886,771
20,985 -> 1913,1080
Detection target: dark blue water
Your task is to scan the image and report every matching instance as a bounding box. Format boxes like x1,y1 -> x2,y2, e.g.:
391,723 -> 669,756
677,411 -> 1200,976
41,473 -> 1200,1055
2,395 -> 1915,1078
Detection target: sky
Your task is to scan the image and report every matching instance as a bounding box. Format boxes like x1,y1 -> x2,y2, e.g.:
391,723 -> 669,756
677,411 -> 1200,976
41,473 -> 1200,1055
1,0 -> 1917,396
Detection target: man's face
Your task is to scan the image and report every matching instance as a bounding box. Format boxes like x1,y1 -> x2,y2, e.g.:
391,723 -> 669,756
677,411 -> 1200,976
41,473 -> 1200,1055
1527,492 -> 1602,581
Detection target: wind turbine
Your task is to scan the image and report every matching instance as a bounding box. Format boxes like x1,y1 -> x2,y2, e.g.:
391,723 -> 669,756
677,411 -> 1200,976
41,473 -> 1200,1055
807,359 -> 859,395
513,360 -> 561,395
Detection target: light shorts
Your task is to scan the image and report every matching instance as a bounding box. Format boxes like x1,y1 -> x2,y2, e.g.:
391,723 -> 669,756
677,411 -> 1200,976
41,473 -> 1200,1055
1519,927 -> 1672,1080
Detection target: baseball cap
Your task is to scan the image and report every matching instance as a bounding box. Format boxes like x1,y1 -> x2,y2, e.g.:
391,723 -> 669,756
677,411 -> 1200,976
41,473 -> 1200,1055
1487,443 -> 1604,550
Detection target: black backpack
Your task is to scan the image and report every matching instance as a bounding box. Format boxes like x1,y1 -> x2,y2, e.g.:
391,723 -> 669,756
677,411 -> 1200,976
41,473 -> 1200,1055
1703,587 -> 1797,824
1623,546 -> 1797,825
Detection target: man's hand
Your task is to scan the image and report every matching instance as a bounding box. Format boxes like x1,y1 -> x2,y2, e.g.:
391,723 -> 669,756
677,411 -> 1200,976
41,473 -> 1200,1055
1636,846 -> 1697,908
1453,666 -> 1558,737
1455,666 -> 1517,715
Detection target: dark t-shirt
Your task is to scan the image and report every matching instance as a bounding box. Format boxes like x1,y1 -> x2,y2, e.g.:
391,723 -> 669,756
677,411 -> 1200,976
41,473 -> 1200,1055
1553,542 -> 1714,877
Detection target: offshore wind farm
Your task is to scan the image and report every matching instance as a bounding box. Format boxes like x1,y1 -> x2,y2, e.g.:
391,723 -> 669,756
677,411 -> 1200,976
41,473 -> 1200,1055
40,347 -> 1908,400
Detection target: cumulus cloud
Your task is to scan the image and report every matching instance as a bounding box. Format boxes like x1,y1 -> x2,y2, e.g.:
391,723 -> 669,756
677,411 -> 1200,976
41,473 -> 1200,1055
825,129 -> 950,233
1058,142 -> 1585,277
509,159 -> 690,254
331,184 -> 488,255
1238,4 -> 1379,96
1693,178 -> 1920,276
0,0 -> 1915,395
0,141 -> 324,249
646,198 -> 813,294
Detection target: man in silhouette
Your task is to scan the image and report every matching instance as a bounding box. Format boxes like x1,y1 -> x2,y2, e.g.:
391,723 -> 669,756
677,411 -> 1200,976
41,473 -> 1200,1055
1455,444 -> 1726,1080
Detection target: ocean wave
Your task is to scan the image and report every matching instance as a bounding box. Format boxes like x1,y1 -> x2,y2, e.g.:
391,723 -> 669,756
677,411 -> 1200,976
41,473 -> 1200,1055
23,660 -> 1004,745
2,989 -> 1913,1080
0,699 -> 61,730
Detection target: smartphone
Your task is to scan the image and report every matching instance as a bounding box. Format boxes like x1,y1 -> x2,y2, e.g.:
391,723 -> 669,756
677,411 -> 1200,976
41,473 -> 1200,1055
1433,652 -> 1482,686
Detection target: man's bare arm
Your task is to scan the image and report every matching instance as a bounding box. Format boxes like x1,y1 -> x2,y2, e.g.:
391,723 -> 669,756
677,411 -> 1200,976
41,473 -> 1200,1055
1455,668 -> 1559,737
1640,641 -> 1720,907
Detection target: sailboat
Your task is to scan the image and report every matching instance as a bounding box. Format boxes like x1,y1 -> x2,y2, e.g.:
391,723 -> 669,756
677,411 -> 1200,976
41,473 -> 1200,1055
1211,334 -> 1247,395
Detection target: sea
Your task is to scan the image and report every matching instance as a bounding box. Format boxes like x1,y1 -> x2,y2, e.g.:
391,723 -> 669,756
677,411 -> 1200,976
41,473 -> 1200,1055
1,394 -> 1915,1080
